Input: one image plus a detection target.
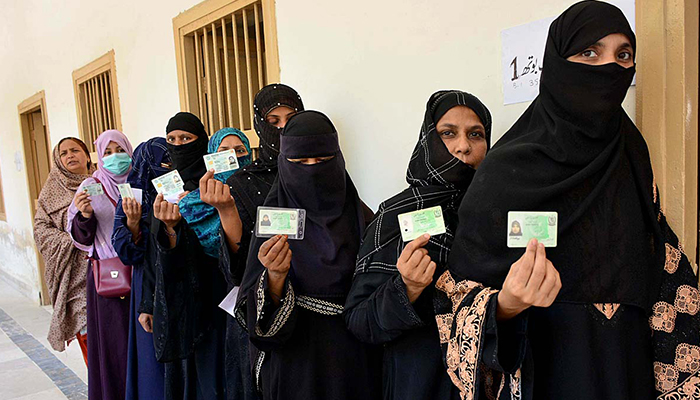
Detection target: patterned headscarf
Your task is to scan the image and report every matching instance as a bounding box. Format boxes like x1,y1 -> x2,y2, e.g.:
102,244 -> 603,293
253,83 -> 305,164
111,137 -> 172,267
354,90 -> 491,276
40,138 -> 95,215
179,128 -> 252,257
126,137 -> 171,208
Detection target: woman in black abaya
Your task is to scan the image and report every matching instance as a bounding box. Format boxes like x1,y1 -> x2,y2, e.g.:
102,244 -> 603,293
435,2 -> 700,399
237,111 -> 381,400
344,90 -> 492,400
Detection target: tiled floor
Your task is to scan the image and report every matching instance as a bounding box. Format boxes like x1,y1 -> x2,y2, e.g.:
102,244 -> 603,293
0,278 -> 87,400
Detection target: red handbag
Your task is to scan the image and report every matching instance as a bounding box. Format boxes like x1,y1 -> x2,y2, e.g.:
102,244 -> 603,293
91,257 -> 132,298
89,177 -> 132,298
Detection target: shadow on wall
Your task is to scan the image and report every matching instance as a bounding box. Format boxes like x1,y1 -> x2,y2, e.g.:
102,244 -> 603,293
0,222 -> 40,304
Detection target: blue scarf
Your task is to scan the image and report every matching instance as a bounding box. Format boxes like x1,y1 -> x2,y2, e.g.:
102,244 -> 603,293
179,128 -> 252,257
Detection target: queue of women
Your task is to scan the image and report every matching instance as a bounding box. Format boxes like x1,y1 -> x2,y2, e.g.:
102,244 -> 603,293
31,2 -> 700,400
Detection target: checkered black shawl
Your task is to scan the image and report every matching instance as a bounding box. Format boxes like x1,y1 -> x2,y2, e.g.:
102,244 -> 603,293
354,90 -> 491,276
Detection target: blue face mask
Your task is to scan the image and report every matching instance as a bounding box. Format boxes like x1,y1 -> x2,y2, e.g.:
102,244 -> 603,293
102,153 -> 132,175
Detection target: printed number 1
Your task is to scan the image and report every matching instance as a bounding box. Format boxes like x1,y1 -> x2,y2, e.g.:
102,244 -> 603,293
510,57 -> 519,81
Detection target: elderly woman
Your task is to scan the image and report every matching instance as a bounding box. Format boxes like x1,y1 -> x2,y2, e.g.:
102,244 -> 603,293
34,137 -> 94,362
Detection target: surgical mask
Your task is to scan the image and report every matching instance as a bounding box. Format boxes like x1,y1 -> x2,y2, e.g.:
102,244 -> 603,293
102,153 -> 132,175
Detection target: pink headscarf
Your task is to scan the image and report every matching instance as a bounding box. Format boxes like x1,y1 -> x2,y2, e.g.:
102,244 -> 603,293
92,130 -> 133,201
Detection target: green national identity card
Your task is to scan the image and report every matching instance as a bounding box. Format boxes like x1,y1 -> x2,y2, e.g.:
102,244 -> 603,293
256,206 -> 306,240
397,205 -> 447,242
83,183 -> 104,196
203,149 -> 239,174
507,211 -> 558,248
152,170 -> 185,203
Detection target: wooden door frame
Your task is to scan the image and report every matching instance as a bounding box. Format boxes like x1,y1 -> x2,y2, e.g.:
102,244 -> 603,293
18,90 -> 52,305
636,0 -> 699,265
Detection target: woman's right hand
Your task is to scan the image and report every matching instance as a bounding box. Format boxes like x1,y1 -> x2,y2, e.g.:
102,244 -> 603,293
397,234 -> 436,303
497,239 -> 561,320
123,197 -> 142,230
74,191 -> 94,218
258,235 -> 292,280
153,193 -> 181,231
138,313 -> 153,333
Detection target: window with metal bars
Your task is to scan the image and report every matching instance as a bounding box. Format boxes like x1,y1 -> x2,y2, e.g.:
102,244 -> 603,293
72,50 -> 122,152
174,0 -> 280,147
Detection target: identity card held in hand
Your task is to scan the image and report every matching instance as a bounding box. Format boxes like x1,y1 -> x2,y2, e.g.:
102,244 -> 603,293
397,205 -> 446,242
507,211 -> 558,248
255,206 -> 306,240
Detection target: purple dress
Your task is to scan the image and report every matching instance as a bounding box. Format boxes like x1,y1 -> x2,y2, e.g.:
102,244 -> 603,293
72,211 -> 130,400
66,130 -> 134,400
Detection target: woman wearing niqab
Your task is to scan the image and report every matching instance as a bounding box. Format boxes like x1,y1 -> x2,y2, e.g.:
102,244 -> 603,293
435,2 -> 700,399
237,111 -> 381,400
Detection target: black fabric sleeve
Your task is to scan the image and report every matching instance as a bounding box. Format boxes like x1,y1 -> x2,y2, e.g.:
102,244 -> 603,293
480,293 -> 529,374
71,212 -> 97,246
218,224 -> 254,287
138,213 -> 158,315
344,271 -> 429,345
246,270 -> 299,352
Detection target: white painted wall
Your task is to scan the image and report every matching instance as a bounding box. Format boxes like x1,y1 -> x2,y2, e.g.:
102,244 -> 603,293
0,0 -> 636,298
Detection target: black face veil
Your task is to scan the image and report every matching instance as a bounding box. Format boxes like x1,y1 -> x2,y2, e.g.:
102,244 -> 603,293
165,112 -> 209,191
240,110 -> 366,300
448,1 -> 662,310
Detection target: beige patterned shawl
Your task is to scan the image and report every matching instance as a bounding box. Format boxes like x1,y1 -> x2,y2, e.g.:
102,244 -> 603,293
33,142 -> 94,351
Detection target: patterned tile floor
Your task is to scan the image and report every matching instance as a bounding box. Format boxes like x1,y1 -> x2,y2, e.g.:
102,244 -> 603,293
0,278 -> 87,400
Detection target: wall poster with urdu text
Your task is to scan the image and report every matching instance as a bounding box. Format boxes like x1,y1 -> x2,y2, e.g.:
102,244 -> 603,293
501,0 -> 635,105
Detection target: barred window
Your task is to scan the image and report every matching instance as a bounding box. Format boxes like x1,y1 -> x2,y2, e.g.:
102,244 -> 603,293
72,51 -> 122,152
173,0 -> 280,146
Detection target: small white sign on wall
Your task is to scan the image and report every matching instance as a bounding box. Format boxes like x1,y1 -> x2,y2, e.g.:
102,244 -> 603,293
501,0 -> 635,105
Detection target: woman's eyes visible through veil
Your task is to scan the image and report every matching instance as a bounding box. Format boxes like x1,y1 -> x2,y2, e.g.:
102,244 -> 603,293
618,51 -> 633,61
581,49 -> 598,58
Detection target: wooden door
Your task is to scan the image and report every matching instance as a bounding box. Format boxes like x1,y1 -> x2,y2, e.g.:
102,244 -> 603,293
26,111 -> 51,215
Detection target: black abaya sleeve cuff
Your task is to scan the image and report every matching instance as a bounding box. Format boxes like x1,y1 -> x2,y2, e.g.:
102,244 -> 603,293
391,275 -> 426,327
481,293 -> 528,374
155,221 -> 183,252
254,270 -> 296,338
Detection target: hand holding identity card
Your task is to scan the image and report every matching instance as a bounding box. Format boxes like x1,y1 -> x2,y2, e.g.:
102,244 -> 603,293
152,170 -> 185,204
83,183 -> 104,196
117,183 -> 143,204
255,206 -> 306,240
204,149 -> 239,174
397,205 -> 447,242
118,183 -> 135,199
507,211 -> 558,248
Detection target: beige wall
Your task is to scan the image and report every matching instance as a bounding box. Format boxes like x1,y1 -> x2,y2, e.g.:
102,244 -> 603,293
274,0 -> 636,210
0,0 -> 202,300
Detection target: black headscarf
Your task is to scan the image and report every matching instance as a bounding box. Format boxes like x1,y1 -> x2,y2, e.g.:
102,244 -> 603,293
448,1 -> 662,311
253,83 -> 305,164
226,84 -> 305,232
355,90 -> 492,276
240,111 -> 366,300
165,112 -> 209,191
